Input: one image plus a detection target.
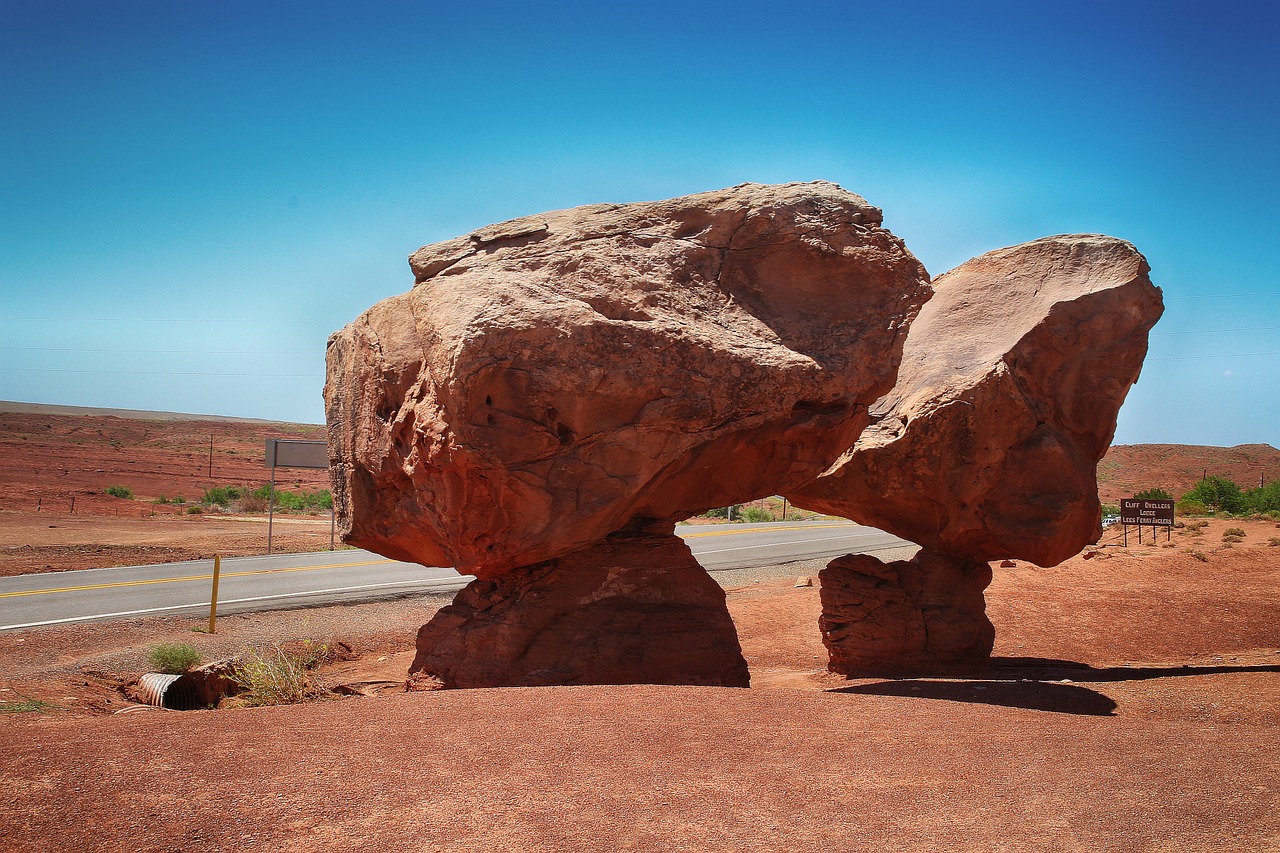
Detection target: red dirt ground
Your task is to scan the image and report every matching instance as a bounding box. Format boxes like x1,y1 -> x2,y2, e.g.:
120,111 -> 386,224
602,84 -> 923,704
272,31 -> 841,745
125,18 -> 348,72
2,518 -> 1278,851
3,404 -> 1279,849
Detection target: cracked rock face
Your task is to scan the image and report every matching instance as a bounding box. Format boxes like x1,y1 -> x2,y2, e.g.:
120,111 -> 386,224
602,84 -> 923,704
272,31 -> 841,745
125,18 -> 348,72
324,181 -> 930,577
785,235 -> 1164,567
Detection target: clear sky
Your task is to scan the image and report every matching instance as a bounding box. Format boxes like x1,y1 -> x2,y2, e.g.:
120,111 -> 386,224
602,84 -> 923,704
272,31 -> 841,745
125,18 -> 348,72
2,1 -> 1278,446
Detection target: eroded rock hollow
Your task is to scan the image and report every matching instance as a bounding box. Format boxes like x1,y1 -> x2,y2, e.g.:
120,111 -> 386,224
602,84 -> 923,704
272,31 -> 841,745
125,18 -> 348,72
324,181 -> 1163,685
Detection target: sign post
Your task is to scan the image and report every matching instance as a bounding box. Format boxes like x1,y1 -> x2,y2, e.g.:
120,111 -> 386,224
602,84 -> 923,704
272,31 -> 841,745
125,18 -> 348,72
1120,499 -> 1174,545
264,439 -> 329,554
208,554 -> 221,634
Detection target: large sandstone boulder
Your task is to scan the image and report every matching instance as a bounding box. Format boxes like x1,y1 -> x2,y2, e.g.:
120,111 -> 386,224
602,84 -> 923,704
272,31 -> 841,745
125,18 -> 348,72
786,235 -> 1164,567
325,182 -> 930,577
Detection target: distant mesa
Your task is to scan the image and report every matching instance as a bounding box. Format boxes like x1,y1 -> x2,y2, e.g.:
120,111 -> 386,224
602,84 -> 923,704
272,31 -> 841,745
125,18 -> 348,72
324,181 -> 1163,687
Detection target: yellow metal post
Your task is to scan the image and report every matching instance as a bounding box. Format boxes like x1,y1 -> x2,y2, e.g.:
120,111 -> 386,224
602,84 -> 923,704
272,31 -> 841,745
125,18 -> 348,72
208,554 -> 221,634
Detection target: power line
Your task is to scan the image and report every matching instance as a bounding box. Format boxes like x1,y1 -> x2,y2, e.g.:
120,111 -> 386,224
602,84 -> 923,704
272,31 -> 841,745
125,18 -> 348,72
1148,352 -> 1280,360
1150,327 -> 1280,336
0,367 -> 319,378
0,346 -> 316,356
1165,293 -> 1280,300
0,316 -> 344,324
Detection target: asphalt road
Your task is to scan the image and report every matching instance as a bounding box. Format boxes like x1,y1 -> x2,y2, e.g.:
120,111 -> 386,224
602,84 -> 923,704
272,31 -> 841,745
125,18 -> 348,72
0,520 -> 909,631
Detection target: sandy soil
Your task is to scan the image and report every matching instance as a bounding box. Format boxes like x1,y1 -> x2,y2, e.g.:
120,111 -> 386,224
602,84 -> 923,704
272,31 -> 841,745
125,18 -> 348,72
2,518 -> 1278,851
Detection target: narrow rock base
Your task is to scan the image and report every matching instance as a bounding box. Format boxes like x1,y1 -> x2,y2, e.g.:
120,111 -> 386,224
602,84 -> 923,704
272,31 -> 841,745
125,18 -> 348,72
819,549 -> 994,675
410,527 -> 750,688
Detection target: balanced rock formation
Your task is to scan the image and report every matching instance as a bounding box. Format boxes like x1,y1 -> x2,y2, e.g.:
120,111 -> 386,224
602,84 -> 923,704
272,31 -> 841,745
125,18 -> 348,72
785,235 -> 1164,568
325,183 -> 1163,687
818,550 -> 994,674
411,523 -> 750,688
325,182 -> 929,577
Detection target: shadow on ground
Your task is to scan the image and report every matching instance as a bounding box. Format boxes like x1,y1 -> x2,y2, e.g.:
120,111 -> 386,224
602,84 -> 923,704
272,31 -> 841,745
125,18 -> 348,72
828,658 -> 1280,717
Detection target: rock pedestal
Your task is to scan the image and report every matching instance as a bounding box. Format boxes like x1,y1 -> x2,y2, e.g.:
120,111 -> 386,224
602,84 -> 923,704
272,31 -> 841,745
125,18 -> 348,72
410,525 -> 750,688
818,550 -> 994,675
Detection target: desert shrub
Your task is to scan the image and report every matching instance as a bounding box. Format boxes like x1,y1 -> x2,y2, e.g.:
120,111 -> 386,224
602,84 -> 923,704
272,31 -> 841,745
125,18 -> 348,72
104,485 -> 132,499
1176,498 -> 1210,517
251,485 -> 333,512
1186,550 -> 1208,562
1268,537 -> 1280,547
1100,503 -> 1121,518
704,505 -> 741,520
1242,481 -> 1280,514
174,495 -> 186,504
186,505 -> 203,515
1181,476 -> 1245,514
1133,488 -> 1173,501
229,642 -> 329,706
148,642 -> 201,674
152,495 -> 170,504
0,696 -> 59,714
741,505 -> 773,523
202,485 -> 244,506
238,495 -> 268,513
1223,527 -> 1246,538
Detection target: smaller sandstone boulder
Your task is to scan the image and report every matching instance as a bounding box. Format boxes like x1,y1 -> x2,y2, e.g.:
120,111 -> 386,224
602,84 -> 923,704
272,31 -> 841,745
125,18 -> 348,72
819,549 -> 994,675
410,524 -> 750,688
788,235 -> 1163,566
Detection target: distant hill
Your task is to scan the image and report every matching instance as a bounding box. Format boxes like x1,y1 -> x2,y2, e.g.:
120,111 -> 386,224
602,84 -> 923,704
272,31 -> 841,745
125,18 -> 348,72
0,400 -> 321,426
1098,443 -> 1280,504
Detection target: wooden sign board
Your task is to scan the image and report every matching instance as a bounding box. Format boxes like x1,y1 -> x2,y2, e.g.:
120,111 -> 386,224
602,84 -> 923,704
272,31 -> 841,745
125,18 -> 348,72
264,439 -> 328,470
1120,499 -> 1175,527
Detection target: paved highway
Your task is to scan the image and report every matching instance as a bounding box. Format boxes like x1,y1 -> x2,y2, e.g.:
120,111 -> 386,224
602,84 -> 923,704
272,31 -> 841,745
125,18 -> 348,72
0,520 -> 910,631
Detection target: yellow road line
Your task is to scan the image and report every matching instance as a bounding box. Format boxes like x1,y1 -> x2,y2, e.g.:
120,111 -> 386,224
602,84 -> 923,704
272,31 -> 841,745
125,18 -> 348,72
0,559 -> 393,599
2,523 -> 855,600
681,522 -> 854,539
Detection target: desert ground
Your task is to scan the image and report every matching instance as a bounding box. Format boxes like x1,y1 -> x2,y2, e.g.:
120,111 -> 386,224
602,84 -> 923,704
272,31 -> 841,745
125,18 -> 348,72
2,404 -> 1279,850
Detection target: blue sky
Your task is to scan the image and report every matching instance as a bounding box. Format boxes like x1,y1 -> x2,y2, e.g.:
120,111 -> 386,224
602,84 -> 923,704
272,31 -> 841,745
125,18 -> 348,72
2,1 -> 1278,446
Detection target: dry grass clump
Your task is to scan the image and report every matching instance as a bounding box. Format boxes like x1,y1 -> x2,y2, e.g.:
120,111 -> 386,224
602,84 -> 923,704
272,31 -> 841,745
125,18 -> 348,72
1223,527 -> 1246,543
229,641 -> 331,706
1185,549 -> 1209,562
1179,520 -> 1209,537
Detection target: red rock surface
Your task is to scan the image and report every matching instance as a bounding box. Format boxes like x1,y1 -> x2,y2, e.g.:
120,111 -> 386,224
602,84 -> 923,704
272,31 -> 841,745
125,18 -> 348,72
324,181 -> 930,576
819,549 -> 994,675
787,235 -> 1164,567
411,524 -> 749,688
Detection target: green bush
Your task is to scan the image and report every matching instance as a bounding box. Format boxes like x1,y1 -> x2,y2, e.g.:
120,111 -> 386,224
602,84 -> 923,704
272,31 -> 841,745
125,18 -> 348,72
229,642 -> 329,706
186,505 -> 203,515
1100,503 -> 1121,518
252,485 -> 333,512
704,505 -> 741,520
174,495 -> 186,504
1176,498 -> 1210,517
148,642 -> 202,674
741,506 -> 773,523
104,485 -> 133,499
1242,481 -> 1280,514
1133,488 -> 1173,501
1181,476 -> 1245,514
202,485 -> 245,506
